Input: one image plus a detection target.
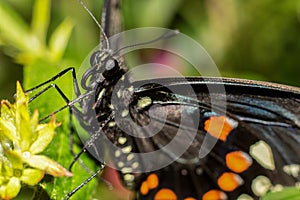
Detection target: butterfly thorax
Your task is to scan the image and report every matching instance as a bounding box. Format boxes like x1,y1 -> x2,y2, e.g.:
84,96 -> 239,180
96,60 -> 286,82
79,50 -> 128,128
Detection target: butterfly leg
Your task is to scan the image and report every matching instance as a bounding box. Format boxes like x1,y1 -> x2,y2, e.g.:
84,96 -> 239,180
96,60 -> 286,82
65,166 -> 104,200
25,67 -> 81,97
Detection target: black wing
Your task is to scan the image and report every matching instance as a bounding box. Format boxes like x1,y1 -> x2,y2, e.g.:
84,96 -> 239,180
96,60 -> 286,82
106,77 -> 300,200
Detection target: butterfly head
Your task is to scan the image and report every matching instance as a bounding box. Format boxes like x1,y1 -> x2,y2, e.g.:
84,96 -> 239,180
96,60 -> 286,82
81,48 -> 126,92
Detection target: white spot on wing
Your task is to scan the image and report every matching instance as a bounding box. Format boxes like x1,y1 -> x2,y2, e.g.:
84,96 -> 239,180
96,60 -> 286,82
108,104 -> 114,109
250,140 -> 275,170
220,192 -> 228,200
235,174 -> 244,186
108,121 -> 116,127
127,153 -> 134,161
122,146 -> 132,153
117,90 -> 122,98
128,86 -> 134,92
124,174 -> 135,182
237,194 -> 253,200
132,162 -> 139,169
181,169 -> 188,176
195,167 -> 203,175
121,110 -> 129,117
137,96 -> 152,108
114,150 -> 121,157
283,164 -> 300,178
226,117 -> 238,129
121,167 -> 133,173
271,184 -> 283,192
118,137 -> 127,145
251,175 -> 272,196
118,162 -> 124,168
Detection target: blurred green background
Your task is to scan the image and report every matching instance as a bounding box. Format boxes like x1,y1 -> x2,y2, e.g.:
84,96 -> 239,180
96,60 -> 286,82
1,0 -> 300,101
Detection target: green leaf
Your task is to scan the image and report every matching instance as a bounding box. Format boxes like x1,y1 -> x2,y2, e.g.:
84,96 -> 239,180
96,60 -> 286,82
49,18 -> 74,62
29,116 -> 58,154
20,169 -> 44,186
0,1 -> 31,52
24,155 -> 72,177
30,110 -> 39,136
16,82 -> 32,151
0,116 -> 17,142
0,100 -> 18,142
31,0 -> 51,44
262,187 -> 300,200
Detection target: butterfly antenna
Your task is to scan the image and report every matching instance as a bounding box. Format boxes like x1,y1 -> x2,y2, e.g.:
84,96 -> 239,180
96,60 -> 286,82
78,0 -> 110,50
113,29 -> 179,56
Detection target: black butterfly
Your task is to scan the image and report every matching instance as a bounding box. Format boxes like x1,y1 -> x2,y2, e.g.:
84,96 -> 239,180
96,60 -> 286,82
26,0 -> 300,200
75,53 -> 300,200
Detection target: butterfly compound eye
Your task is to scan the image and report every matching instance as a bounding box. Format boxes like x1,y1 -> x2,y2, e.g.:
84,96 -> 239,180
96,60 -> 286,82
103,59 -> 120,79
90,51 -> 100,66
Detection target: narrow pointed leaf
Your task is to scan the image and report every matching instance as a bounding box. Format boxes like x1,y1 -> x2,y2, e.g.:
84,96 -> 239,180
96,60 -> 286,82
0,1 -> 31,52
31,0 -> 51,43
0,117 -> 17,142
0,100 -> 18,142
49,18 -> 74,61
24,155 -> 72,177
29,116 -> 59,154
16,82 -> 32,150
30,110 -> 39,133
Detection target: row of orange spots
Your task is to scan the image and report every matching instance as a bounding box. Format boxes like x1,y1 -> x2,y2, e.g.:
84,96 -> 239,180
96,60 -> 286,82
142,179 -> 233,200
140,172 -> 242,199
217,172 -> 243,192
154,189 -> 227,200
202,189 -> 227,200
226,151 -> 252,173
204,116 -> 237,142
139,175 -> 178,200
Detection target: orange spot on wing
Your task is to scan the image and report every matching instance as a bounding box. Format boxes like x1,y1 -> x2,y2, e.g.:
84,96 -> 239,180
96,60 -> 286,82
154,188 -> 177,200
217,172 -> 243,192
140,181 -> 149,195
184,197 -> 196,200
140,173 -> 159,196
202,189 -> 227,200
226,151 -> 252,173
204,116 -> 236,141
147,173 -> 159,189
